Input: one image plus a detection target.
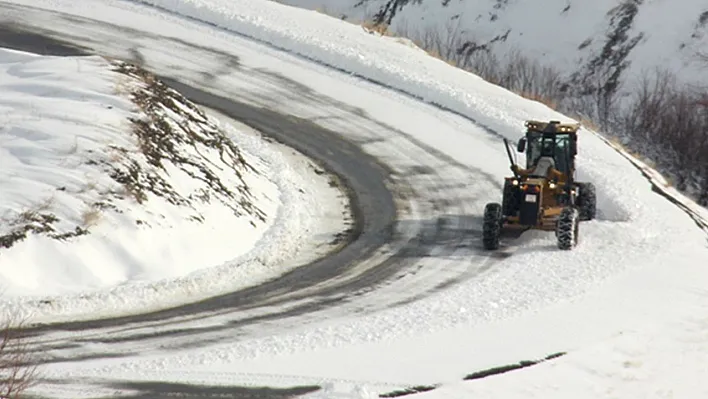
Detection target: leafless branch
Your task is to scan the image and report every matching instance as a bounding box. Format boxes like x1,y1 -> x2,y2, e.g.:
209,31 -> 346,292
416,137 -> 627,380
0,317 -> 38,398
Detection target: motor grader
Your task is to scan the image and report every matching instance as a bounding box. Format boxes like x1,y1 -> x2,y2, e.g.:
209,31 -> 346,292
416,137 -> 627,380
482,120 -> 596,250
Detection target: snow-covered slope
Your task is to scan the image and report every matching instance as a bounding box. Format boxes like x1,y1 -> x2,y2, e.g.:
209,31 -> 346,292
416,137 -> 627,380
278,0 -> 708,85
0,48 -> 273,290
0,47 -> 348,321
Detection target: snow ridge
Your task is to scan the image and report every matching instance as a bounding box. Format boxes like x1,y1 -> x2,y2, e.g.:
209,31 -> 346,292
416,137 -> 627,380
0,49 -> 347,322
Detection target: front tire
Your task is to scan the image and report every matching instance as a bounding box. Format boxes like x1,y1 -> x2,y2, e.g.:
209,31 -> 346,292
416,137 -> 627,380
501,180 -> 517,216
483,203 -> 503,250
556,207 -> 579,250
577,182 -> 596,221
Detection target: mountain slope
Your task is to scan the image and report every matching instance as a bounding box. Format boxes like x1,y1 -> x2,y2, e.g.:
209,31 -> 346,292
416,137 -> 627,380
278,0 -> 708,205
280,0 -> 708,85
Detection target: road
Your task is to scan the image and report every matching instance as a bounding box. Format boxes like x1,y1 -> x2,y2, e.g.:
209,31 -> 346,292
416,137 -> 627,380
0,19 -> 408,329
0,2 -> 500,397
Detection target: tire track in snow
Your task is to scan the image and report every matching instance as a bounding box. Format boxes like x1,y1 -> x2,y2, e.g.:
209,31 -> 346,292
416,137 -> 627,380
0,4 -> 504,367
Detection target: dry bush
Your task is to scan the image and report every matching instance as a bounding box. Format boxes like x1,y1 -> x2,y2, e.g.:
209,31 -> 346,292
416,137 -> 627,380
361,20 -> 391,36
398,18 -> 467,64
0,319 -> 37,398
81,205 -> 102,228
396,23 -> 565,108
114,181 -> 147,204
518,91 -> 558,109
618,68 -> 708,201
498,50 -> 564,102
497,50 -> 565,109
0,197 -> 58,250
575,114 -> 602,133
461,50 -> 502,85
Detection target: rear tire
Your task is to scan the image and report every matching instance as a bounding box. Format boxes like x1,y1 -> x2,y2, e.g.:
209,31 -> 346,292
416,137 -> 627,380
577,182 -> 596,221
483,203 -> 503,250
556,207 -> 579,250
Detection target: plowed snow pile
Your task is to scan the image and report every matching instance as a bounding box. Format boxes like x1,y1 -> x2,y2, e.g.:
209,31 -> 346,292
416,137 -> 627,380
0,48 -> 342,321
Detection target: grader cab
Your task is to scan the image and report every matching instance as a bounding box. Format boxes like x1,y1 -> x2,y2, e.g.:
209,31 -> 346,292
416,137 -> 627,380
482,120 -> 596,250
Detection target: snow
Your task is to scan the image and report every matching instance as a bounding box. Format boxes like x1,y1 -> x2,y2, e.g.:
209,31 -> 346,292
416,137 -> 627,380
0,47 -> 350,323
276,0 -> 708,85
2,0 -> 708,398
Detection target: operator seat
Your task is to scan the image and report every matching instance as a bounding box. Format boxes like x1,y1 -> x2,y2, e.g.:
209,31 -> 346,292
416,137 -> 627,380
530,156 -> 556,177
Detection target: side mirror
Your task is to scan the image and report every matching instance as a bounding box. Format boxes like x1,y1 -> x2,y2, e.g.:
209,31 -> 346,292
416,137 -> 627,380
517,138 -> 526,153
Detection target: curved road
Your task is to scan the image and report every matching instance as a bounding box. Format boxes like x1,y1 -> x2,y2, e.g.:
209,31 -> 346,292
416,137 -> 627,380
0,23 -> 403,328
0,1 -> 502,388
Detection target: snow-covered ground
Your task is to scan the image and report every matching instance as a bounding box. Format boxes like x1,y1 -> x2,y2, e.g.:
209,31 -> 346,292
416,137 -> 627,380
2,0 -> 708,398
0,47 -> 349,323
275,0 -> 708,85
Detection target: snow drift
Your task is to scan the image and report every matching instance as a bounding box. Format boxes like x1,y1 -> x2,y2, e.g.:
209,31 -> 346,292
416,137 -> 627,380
0,47 -> 347,321
0,48 -> 277,297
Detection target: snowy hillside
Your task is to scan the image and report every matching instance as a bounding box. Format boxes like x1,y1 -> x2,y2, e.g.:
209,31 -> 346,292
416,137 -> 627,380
277,0 -> 708,206
278,0 -> 708,85
0,47 -> 349,321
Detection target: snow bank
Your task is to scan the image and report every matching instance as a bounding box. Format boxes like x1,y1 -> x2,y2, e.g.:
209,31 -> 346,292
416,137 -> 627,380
128,0 -> 564,130
0,48 -> 345,322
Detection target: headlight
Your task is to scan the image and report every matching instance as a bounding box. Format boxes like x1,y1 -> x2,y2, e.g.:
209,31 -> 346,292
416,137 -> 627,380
512,179 -> 519,186
549,182 -> 556,189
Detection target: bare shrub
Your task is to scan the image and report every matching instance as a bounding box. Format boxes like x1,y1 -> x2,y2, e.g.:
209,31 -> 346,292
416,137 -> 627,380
398,18 -> 467,64
81,205 -> 102,228
397,23 -> 564,108
497,49 -> 565,108
462,50 -> 501,85
619,69 -> 675,149
618,68 -> 708,201
0,319 -> 37,398
361,20 -> 391,36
